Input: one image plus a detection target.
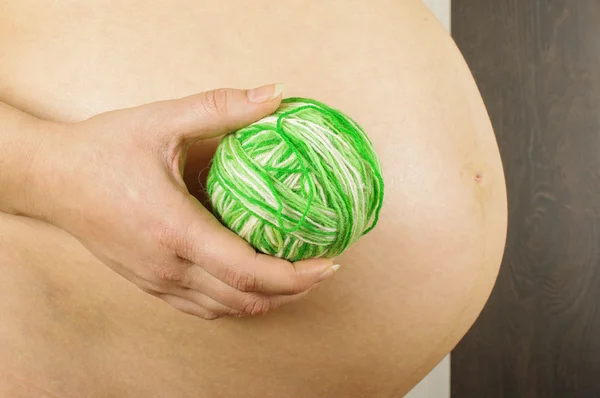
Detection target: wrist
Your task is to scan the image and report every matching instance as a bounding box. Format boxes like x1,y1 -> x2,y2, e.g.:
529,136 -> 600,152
0,108 -> 66,220
23,120 -> 71,222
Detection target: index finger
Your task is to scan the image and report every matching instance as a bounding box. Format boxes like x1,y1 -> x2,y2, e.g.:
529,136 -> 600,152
215,252 -> 336,295
181,209 -> 338,295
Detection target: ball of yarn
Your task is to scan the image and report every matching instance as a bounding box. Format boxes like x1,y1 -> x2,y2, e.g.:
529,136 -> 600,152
206,97 -> 384,261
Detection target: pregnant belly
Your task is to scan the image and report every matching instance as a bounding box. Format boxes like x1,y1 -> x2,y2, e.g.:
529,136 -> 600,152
0,1 -> 507,397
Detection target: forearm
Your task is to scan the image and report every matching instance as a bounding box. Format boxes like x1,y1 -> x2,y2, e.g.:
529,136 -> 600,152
0,102 -> 54,217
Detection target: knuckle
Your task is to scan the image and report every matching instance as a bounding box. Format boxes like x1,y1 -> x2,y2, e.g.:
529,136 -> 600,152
153,213 -> 193,258
230,310 -> 246,318
223,265 -> 262,292
154,219 -> 178,250
200,88 -> 230,118
222,306 -> 244,318
151,262 -> 185,284
241,295 -> 275,316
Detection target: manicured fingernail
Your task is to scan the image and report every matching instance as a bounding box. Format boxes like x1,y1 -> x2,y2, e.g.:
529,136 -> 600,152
247,83 -> 285,103
318,264 -> 341,281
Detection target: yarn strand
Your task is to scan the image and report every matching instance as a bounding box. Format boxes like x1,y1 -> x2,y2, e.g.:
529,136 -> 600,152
207,97 -> 384,261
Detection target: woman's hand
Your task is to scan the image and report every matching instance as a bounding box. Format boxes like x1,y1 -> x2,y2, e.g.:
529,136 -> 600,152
28,84 -> 338,319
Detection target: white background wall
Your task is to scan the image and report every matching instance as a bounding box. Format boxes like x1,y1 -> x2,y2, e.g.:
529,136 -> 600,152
422,0 -> 451,31
403,1 -> 451,397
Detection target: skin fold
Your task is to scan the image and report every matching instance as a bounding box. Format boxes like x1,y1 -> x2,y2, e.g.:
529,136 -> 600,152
0,0 -> 507,397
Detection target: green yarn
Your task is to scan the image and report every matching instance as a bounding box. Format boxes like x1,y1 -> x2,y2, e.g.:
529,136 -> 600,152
206,97 -> 384,261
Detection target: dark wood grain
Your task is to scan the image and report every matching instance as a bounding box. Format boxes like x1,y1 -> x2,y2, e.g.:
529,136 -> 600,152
451,1 -> 600,397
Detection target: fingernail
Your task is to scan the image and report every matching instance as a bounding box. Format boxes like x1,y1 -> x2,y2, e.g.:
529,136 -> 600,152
247,83 -> 285,103
318,264 -> 341,281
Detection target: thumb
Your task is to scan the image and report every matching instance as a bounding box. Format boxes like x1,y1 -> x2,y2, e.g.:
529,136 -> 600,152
142,83 -> 285,142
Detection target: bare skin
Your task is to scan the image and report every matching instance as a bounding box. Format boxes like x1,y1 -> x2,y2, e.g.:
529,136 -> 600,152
0,87 -> 338,320
0,0 -> 507,397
